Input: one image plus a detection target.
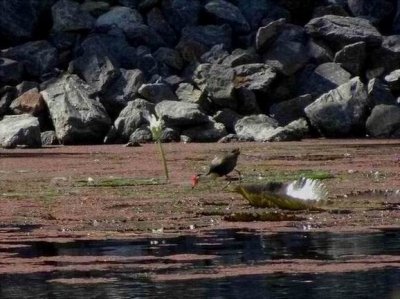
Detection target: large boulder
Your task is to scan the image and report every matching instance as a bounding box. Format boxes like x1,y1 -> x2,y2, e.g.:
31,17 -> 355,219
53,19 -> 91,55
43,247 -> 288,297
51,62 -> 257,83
0,114 -> 41,148
221,48 -> 260,67
41,74 -> 111,144
124,24 -> 167,50
304,77 -> 370,137
206,64 -> 237,109
1,41 -> 58,77
268,118 -> 310,142
153,47 -> 184,70
52,0 -> 95,32
384,69 -> 400,92
255,18 -> 286,52
138,82 -> 177,103
234,114 -> 279,141
347,0 -> 393,25
95,6 -> 143,32
0,58 -> 23,85
204,0 -> 250,33
175,83 -> 206,105
305,15 -> 382,50
368,78 -> 396,106
182,121 -> 227,142
269,94 -> 314,126
366,104 -> 400,138
368,36 -> 400,75
155,100 -> 209,126
233,63 -> 277,93
161,0 -> 201,32
0,86 -> 16,117
10,88 -> 46,116
147,8 -> 177,47
334,41 -> 366,76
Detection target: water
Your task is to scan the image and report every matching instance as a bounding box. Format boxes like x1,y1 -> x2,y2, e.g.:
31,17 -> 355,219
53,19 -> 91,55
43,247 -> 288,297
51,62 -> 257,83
1,229 -> 400,298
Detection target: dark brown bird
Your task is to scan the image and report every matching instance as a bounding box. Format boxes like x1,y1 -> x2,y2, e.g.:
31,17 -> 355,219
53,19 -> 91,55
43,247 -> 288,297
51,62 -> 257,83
191,148 -> 241,188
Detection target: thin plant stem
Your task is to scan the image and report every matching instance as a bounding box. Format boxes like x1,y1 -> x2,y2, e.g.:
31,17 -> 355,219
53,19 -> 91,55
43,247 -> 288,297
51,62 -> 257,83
157,140 -> 169,182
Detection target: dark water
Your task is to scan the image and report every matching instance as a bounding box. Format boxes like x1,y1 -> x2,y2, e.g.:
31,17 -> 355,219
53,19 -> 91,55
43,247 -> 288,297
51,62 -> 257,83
1,229 -> 400,298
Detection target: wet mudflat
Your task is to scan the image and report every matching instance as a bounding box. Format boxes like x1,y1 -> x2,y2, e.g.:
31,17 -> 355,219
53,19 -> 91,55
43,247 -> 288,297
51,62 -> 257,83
1,139 -> 400,297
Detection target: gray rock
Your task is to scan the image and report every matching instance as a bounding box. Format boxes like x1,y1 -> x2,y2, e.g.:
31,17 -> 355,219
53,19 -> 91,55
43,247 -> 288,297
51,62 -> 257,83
0,86 -> 15,117
160,127 -> 180,142
270,94 -> 314,126
180,25 -> 232,52
153,47 -> 183,70
263,24 -> 309,75
0,114 -> 41,148
306,39 -> 334,64
192,63 -> 212,92
366,104 -> 400,138
233,63 -> 277,93
234,114 -> 279,141
205,0 -> 250,33
200,44 -> 229,64
221,48 -> 260,67
95,6 -> 143,32
16,81 -> 39,97
312,4 -> 349,18
297,63 -> 352,97
348,0 -> 393,25
147,8 -> 177,47
0,58 -> 23,85
206,64 -> 236,109
136,52 -> 161,79
268,118 -> 310,141
10,88 -> 46,116
334,41 -> 366,75
81,1 -> 110,17
100,69 -> 145,118
79,33 -> 138,69
41,130 -> 58,145
218,133 -> 240,143
304,77 -> 369,137
125,24 -> 166,50
305,15 -> 382,50
0,0 -> 55,45
255,18 -> 286,52
162,0 -> 201,32
182,121 -> 227,142
52,0 -> 95,32
384,69 -> 400,92
138,82 -> 177,103
41,74 -> 111,144
368,36 -> 400,75
235,88 -> 261,115
155,100 -> 209,126
175,83 -> 206,105
368,78 -> 396,106
70,53 -> 120,94
129,126 -> 153,143
1,41 -> 58,77
213,108 -> 241,132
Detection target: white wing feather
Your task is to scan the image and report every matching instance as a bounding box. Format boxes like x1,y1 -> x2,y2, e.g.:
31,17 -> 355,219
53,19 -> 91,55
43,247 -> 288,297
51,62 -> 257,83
284,178 -> 328,201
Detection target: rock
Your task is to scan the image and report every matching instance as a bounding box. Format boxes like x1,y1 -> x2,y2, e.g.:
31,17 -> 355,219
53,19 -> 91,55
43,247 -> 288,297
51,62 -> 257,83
384,69 -> 400,92
312,4 -> 349,18
163,75 -> 185,89
0,58 -> 23,85
304,77 -> 369,137
41,74 -> 111,144
269,118 -> 310,141
182,121 -> 227,142
305,15 -> 382,50
0,0 -> 55,45
160,127 -> 180,142
200,44 -> 229,64
234,114 -> 279,141
1,41 -> 58,77
206,64 -> 236,109
297,63 -> 352,97
221,48 -> 260,67
366,104 -> 400,138
136,52 -> 161,79
368,36 -> 400,75
81,1 -> 110,17
16,81 -> 39,96
0,114 -> 41,148
347,0 -> 393,25
125,24 -> 166,50
213,108 -> 241,132
306,39 -> 334,64
233,63 -> 276,93
147,8 -> 177,47
79,33 -> 138,69
192,63 -> 212,92
269,94 -> 314,126
161,0 -> 201,32
52,0 -> 95,32
255,18 -> 286,52
100,69 -> 145,118
263,24 -> 309,76
334,41 -> 366,75
179,24 -> 232,53
41,130 -> 58,145
95,6 -> 143,32
138,82 -> 177,104
153,47 -> 184,70
175,83 -> 206,105
218,133 -> 239,143
204,0 -> 250,33
368,78 -> 396,106
10,88 -> 46,116
0,86 -> 16,117
69,53 -> 120,94
155,100 -> 209,126
235,87 -> 261,115
129,126 -> 152,143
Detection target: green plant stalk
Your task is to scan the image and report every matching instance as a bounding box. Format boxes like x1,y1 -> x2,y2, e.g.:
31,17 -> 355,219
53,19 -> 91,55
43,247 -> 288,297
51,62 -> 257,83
157,140 -> 169,182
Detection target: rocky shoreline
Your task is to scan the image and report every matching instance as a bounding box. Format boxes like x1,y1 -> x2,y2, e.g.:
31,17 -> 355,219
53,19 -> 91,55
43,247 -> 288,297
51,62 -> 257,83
1,0 -> 400,147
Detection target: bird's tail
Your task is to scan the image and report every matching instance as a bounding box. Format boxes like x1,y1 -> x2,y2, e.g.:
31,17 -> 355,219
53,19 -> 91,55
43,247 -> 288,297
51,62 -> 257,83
284,177 -> 328,201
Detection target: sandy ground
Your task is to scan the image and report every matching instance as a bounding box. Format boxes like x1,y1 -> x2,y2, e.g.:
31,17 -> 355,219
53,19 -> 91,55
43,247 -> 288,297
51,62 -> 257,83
1,139 -> 400,278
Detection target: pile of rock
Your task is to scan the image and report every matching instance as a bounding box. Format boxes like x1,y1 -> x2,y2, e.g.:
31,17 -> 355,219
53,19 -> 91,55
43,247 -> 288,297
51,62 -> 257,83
1,0 -> 400,148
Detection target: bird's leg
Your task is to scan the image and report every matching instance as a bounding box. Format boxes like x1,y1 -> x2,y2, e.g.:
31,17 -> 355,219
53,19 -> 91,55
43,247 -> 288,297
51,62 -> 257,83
221,180 -> 232,190
234,169 -> 242,182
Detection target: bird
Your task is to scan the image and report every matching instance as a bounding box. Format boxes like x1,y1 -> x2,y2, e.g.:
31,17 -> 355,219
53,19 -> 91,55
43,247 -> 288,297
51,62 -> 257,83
191,148 -> 241,188
234,177 -> 328,210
